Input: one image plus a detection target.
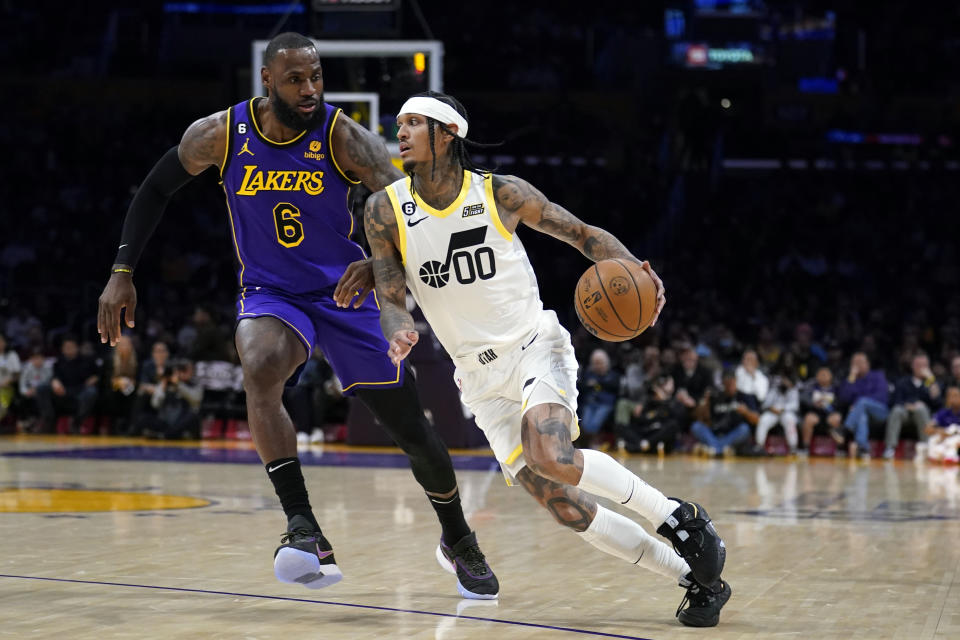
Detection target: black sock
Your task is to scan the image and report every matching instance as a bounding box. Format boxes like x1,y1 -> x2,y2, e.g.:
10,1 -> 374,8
428,489 -> 471,545
265,457 -> 320,530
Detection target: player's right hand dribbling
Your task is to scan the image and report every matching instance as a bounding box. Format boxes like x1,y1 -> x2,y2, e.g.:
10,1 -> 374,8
387,329 -> 419,365
98,271 -> 137,347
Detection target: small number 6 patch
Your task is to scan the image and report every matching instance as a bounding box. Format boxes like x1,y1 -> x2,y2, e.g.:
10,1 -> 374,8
238,122 -> 247,134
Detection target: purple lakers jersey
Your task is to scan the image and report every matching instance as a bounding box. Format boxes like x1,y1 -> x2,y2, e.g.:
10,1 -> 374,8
220,99 -> 364,295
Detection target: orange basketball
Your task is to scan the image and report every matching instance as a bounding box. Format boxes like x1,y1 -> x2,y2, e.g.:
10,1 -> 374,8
574,259 -> 658,342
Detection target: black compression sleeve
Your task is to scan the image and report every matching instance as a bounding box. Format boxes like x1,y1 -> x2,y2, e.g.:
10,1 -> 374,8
113,146 -> 196,269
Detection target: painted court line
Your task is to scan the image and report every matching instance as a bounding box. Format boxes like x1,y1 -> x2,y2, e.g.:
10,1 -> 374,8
0,574 -> 655,640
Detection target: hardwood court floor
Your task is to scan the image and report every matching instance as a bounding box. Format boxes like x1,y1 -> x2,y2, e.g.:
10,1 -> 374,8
2,434 -> 959,639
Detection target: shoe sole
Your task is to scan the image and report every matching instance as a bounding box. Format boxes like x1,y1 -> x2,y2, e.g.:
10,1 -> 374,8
274,547 -> 343,589
678,581 -> 732,628
436,544 -> 456,575
436,545 -> 498,600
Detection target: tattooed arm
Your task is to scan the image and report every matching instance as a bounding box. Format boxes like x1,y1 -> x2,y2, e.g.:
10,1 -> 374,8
331,114 -> 404,190
364,191 -> 418,365
491,174 -> 666,323
178,110 -> 229,174
330,116 -> 403,307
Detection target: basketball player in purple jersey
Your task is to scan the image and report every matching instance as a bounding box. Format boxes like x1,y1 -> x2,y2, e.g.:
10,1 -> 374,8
96,33 -> 498,599
365,91 -> 731,626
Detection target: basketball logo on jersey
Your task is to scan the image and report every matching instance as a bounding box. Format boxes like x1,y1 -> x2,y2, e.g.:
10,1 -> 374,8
418,227 -> 497,288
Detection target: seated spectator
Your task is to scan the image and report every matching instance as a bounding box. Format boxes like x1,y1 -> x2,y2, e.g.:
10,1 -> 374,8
756,372 -> 800,455
799,366 -> 841,454
17,348 -> 52,430
736,349 -> 769,403
924,386 -> 960,463
101,335 -> 138,434
0,333 -> 21,422
837,352 -> 889,459
141,359 -> 203,439
884,352 -> 940,459
4,308 -> 41,352
132,341 -> 171,435
673,347 -> 713,427
616,374 -> 683,453
755,326 -> 782,371
690,369 -> 758,456
578,348 -> 620,443
782,323 -> 826,382
286,350 -> 350,444
613,346 -> 653,437
35,336 -> 100,433
946,355 -> 960,390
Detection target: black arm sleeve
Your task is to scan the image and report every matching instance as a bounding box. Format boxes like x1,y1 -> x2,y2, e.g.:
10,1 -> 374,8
113,146 -> 196,269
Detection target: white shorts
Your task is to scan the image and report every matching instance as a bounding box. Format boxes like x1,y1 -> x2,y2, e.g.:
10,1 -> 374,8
452,310 -> 580,484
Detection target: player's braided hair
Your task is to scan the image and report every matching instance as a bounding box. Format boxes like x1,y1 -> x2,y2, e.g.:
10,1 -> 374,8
409,91 -> 501,184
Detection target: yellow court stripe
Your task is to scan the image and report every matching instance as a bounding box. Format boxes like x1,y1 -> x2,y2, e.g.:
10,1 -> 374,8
484,173 -> 513,241
248,98 -> 306,145
410,170 -> 472,217
328,109 -> 362,185
384,185 -> 407,265
0,489 -> 210,513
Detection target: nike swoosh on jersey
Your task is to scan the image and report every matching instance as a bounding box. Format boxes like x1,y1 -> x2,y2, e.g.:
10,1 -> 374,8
267,460 -> 296,473
521,333 -> 539,350
408,217 -> 429,227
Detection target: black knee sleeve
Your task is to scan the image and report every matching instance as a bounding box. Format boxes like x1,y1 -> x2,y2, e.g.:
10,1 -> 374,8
356,368 -> 457,493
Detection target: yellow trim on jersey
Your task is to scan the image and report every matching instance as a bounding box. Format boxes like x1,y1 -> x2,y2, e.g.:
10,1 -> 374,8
341,361 -> 402,393
484,173 -> 513,242
410,170 -> 471,217
384,185 -> 407,265
505,444 -> 524,465
222,191 -> 247,313
248,98 -> 307,146
219,107 -> 232,181
237,312 -> 312,356
328,109 -> 363,185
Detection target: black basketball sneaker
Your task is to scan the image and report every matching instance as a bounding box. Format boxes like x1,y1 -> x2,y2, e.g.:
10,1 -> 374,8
273,515 -> 342,589
656,499 -> 726,586
676,572 -> 732,627
435,532 -> 499,599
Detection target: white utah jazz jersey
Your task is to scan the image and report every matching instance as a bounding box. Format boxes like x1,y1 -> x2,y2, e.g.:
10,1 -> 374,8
384,171 -> 544,358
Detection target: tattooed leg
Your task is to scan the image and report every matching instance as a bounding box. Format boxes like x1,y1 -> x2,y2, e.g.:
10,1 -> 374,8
520,403 -> 586,486
515,467 -> 596,532
515,467 -> 689,579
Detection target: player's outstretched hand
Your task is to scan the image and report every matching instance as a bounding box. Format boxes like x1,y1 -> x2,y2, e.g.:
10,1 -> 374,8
387,329 -> 419,366
640,260 -> 666,326
98,272 -> 137,347
334,258 -> 375,309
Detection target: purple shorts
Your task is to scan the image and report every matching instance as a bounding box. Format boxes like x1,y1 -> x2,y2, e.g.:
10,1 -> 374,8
236,286 -> 403,394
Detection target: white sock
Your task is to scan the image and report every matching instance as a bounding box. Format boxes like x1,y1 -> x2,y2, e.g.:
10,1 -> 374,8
578,506 -> 690,581
576,448 -> 679,526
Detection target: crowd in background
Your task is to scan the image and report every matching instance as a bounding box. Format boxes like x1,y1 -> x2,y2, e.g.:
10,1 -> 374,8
2,2 -> 959,461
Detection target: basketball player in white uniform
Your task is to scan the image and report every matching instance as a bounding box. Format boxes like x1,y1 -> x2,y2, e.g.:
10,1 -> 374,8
364,91 -> 731,627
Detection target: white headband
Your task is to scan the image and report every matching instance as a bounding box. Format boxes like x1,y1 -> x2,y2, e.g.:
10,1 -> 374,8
399,96 -> 468,138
